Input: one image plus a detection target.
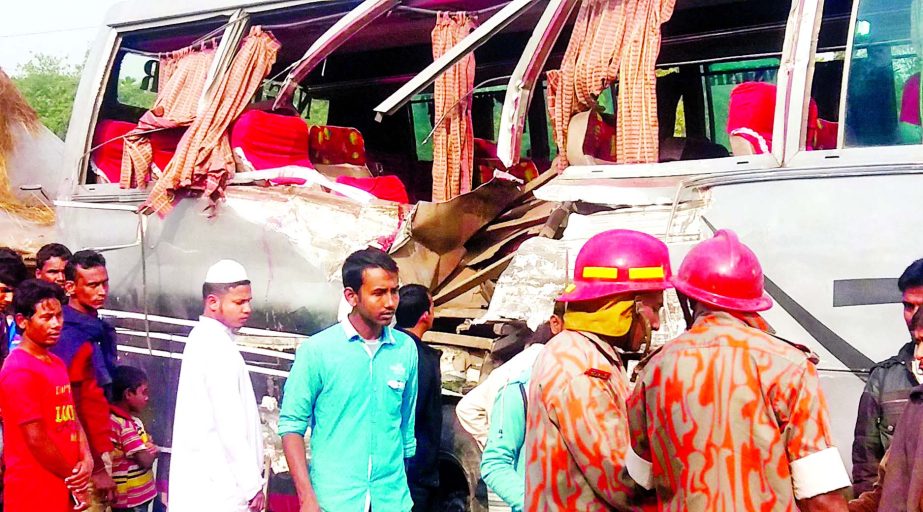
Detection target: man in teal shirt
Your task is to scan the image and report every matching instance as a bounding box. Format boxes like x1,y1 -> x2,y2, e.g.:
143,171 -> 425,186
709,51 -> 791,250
480,367 -> 531,512
280,248 -> 418,512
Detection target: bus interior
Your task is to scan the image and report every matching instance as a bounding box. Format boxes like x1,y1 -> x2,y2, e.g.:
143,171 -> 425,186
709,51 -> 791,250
85,0 -> 919,204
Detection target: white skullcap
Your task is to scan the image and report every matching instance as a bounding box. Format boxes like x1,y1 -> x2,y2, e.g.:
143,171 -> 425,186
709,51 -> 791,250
204,259 -> 249,284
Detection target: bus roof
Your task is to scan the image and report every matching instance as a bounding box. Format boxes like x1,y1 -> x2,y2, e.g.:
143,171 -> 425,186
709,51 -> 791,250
104,0 -> 343,27
102,0 -> 507,28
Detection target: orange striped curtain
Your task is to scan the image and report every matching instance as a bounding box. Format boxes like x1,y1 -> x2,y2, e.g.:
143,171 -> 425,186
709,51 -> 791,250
120,42 -> 218,189
548,0 -> 676,168
143,27 -> 280,216
431,12 -> 476,202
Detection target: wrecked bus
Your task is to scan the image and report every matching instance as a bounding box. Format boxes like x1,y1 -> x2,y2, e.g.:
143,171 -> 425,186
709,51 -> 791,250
0,0 -> 922,509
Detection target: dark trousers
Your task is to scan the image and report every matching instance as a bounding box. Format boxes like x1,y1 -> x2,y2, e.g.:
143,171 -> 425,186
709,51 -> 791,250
410,483 -> 437,512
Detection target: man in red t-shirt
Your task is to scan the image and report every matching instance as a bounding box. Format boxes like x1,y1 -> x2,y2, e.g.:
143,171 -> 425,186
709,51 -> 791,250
0,279 -> 94,512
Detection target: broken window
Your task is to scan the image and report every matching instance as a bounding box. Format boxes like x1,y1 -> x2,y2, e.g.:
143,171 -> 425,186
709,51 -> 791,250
87,16 -> 230,186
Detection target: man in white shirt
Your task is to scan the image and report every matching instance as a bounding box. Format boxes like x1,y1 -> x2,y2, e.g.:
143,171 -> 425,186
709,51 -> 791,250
169,260 -> 265,512
455,305 -> 563,512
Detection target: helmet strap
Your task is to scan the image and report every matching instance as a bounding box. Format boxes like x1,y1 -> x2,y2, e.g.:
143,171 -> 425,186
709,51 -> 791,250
632,299 -> 653,353
677,291 -> 695,330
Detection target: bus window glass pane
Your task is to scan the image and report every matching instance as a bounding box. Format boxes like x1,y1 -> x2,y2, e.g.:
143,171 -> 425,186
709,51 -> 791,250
844,0 -> 922,147
116,53 -> 158,110
411,93 -> 435,162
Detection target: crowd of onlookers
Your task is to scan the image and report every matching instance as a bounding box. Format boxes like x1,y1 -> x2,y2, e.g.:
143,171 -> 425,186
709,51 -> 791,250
0,234 -> 921,512
0,244 -> 157,512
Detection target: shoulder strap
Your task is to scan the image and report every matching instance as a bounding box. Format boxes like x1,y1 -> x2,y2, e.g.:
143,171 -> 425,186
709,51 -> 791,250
518,382 -> 528,416
769,334 -> 820,365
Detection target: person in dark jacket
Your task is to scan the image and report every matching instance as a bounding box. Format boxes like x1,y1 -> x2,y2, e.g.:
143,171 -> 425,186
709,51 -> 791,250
53,250 -> 118,506
396,284 -> 442,512
858,307 -> 923,512
852,258 -> 923,494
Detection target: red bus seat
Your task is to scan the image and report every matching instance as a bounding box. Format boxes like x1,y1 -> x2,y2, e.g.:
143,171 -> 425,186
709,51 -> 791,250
473,138 -> 539,185
230,110 -> 315,185
335,175 -> 409,204
90,120 -> 134,184
308,125 -> 367,166
150,128 -> 185,175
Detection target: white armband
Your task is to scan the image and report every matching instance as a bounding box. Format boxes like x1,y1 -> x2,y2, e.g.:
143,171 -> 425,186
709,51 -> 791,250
790,447 -> 851,499
626,447 -> 654,490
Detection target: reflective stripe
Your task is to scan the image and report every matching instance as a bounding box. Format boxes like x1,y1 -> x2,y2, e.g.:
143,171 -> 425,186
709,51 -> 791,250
583,266 -> 619,279
628,266 -> 665,280
790,447 -> 851,499
626,447 -> 653,490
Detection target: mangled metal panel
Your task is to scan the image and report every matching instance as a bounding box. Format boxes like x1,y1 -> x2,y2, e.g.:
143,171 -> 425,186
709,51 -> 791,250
391,177 -> 523,289
225,186 -> 406,283
476,236 -> 571,329
534,175 -> 685,206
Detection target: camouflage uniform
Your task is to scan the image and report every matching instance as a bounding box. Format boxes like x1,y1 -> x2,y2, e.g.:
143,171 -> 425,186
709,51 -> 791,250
626,312 -> 850,511
524,330 -> 649,511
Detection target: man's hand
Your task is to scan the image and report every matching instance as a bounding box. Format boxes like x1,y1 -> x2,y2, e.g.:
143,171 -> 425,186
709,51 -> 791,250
249,490 -> 267,511
64,459 -> 92,492
91,469 -> 116,504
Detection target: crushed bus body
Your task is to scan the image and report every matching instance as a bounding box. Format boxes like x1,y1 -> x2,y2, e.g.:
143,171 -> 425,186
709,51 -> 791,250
0,0 -> 921,509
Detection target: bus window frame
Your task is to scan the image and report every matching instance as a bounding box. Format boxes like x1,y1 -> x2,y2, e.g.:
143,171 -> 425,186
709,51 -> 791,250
374,0 -> 537,119
495,0 -> 581,168
557,1 -> 806,181
784,0 -> 923,170
71,11 -> 244,198
272,0 -> 400,110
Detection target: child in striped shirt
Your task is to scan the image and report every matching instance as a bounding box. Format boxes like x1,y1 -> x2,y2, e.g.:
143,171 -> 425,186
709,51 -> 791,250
110,366 -> 158,512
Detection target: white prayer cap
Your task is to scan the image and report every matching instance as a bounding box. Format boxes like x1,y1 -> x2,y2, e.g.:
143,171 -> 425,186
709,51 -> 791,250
204,259 -> 249,284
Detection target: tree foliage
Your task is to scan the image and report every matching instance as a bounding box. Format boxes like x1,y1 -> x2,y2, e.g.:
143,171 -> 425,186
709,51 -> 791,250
117,76 -> 156,110
10,54 -> 82,139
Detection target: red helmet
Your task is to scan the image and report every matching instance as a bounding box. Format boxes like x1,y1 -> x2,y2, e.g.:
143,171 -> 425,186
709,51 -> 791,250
559,229 -> 672,303
673,229 -> 773,312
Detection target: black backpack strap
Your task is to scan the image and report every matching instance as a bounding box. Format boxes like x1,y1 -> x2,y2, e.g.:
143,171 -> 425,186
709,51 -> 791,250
518,382 -> 528,416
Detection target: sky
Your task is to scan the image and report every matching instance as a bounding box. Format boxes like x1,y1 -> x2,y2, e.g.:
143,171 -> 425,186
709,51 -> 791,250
0,0 -> 123,74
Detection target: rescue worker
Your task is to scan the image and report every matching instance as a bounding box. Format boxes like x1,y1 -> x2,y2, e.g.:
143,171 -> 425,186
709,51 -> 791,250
625,230 -> 850,511
524,229 -> 670,511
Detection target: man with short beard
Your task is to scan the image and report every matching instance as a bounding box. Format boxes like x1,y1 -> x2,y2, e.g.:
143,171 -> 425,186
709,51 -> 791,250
852,258 -> 923,494
169,260 -> 265,512
281,248 -> 419,512
524,230 -> 671,511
